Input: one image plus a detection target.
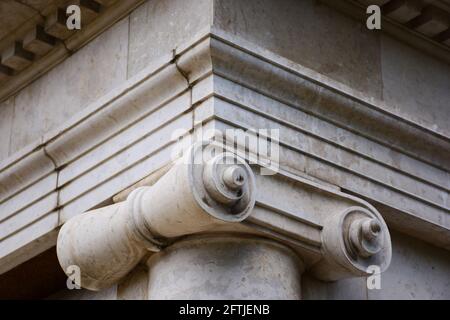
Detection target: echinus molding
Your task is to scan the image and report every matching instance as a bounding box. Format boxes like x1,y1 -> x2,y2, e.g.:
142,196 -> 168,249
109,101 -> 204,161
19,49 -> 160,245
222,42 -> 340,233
0,28 -> 448,275
57,142 -> 392,290
0,0 -> 145,103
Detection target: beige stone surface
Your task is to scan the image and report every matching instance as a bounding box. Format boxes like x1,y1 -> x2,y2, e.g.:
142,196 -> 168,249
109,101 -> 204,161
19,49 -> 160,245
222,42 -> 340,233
0,211 -> 58,261
0,97 -> 14,161
381,34 -> 450,135
10,17 -> 129,154
303,231 -> 450,300
127,0 -> 213,78
203,34 -> 449,245
117,264 -> 149,300
147,237 -> 304,299
55,142 -> 392,294
368,230 -> 450,300
213,0 -> 383,99
302,274 -> 367,300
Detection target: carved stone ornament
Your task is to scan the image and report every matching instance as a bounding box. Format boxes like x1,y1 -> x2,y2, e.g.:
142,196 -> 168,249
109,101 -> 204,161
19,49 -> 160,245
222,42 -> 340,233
57,142 -> 391,291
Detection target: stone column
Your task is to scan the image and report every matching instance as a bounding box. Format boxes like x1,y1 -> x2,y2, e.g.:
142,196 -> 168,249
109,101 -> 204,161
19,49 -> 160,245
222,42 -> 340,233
147,235 -> 303,300
56,142 -> 392,299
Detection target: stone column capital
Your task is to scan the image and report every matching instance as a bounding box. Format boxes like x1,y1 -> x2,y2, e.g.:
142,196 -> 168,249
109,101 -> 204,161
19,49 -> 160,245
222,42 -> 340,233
57,142 -> 391,291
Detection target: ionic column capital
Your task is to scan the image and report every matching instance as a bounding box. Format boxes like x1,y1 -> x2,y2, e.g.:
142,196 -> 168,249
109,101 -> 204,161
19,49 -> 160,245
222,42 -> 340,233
57,142 -> 391,291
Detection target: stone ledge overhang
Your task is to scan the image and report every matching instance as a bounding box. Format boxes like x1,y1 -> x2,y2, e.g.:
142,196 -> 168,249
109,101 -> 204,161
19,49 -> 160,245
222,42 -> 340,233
0,0 -> 145,103
0,28 -> 448,275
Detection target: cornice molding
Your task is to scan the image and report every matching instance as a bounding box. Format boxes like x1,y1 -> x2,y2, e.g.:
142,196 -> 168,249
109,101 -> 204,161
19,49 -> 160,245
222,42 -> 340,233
207,29 -> 450,168
189,31 -> 450,249
0,0 -> 145,103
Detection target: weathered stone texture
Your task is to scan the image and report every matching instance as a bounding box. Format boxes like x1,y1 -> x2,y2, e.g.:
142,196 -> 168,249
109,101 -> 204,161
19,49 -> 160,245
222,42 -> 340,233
127,0 -> 213,78
213,0 -> 450,136
0,0 -> 448,301
0,1 -> 37,41
0,97 -> 14,162
213,0 -> 383,99
9,17 -> 129,154
50,285 -> 117,300
117,264 -> 149,300
381,34 -> 450,135
147,237 -> 303,300
302,275 -> 367,300
303,230 -> 450,300
368,230 -> 450,300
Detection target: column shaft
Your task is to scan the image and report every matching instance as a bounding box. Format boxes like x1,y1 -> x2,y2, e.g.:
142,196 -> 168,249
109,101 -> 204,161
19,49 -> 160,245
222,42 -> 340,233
147,235 -> 304,300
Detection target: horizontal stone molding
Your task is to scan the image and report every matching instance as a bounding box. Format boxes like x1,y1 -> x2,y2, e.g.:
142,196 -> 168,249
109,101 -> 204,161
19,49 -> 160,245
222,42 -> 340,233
0,28 -> 448,275
0,46 -> 192,273
202,30 -> 449,249
208,29 -> 450,169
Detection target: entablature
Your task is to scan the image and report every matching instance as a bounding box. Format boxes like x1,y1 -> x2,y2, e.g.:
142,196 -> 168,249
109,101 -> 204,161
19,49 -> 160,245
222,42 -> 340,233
0,28 -> 448,277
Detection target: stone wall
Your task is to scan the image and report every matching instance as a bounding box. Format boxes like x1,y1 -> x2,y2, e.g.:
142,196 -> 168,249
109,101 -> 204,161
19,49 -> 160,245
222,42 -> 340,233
213,0 -> 450,135
0,0 -> 213,161
1,0 -> 449,161
0,0 -> 448,300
